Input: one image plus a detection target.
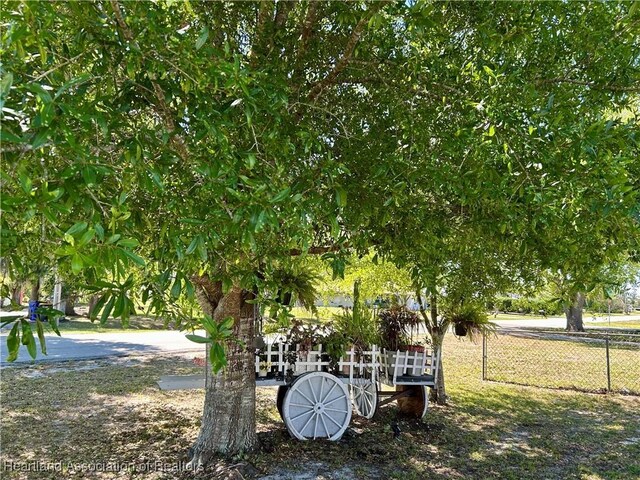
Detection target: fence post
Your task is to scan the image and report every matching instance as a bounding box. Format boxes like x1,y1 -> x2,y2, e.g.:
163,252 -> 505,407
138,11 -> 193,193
605,334 -> 611,392
482,332 -> 487,381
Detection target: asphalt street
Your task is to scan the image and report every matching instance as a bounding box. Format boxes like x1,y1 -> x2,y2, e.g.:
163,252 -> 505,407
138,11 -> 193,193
0,320 -> 206,365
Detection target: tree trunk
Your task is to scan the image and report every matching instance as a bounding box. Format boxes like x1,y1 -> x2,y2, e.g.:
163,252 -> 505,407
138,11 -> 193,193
431,331 -> 447,405
565,292 -> 585,332
429,294 -> 447,405
65,294 -> 78,316
11,286 -> 22,306
30,278 -> 40,302
188,280 -> 257,465
88,295 -> 99,316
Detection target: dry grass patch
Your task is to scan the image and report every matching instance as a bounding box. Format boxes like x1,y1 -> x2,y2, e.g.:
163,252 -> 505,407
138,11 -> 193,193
1,338 -> 639,479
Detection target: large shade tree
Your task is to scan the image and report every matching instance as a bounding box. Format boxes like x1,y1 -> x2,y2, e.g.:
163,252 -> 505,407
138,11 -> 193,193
2,0 -> 639,463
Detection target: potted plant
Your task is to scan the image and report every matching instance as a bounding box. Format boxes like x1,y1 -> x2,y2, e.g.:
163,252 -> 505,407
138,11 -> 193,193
333,280 -> 380,374
378,305 -> 424,376
378,305 -> 422,350
447,303 -> 496,341
321,328 -> 349,373
286,320 -> 323,374
258,360 -> 271,377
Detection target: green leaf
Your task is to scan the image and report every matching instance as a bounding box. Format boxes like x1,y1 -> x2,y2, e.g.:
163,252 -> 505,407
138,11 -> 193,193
0,129 -> 23,143
335,187 -> 347,207
18,171 -> 32,194
66,222 -> 88,237
121,248 -> 146,266
196,27 -> 209,50
117,238 -> 139,248
32,128 -> 50,148
6,322 -> 20,362
171,277 -> 182,298
1,316 -> 22,327
48,317 -> 61,336
220,317 -> 234,332
210,343 -> 227,373
55,73 -> 91,99
21,320 -> 37,360
36,319 -> 47,355
94,223 -> 105,240
82,166 -> 97,185
271,187 -> 291,203
186,235 -> 201,255
100,295 -> 116,324
89,293 -> 109,320
71,254 -> 83,274
112,293 -> 125,318
106,234 -> 121,244
197,239 -> 208,262
186,334 -> 212,344
1,71 -> 13,98
27,83 -> 52,103
77,228 -> 95,248
201,314 -> 217,333
246,153 -> 256,169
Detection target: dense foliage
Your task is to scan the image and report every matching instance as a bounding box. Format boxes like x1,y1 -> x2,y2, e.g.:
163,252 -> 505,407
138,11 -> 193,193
2,0 -> 639,456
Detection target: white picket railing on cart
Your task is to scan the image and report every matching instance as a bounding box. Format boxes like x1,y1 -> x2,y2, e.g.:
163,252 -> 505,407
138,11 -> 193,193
379,348 -> 439,387
255,342 -> 439,388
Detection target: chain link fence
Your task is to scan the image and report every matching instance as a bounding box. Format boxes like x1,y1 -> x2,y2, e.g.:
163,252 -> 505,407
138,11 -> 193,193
482,328 -> 640,395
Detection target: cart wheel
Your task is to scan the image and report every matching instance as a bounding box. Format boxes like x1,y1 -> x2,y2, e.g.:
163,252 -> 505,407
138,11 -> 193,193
349,377 -> 378,419
276,385 -> 289,420
396,385 -> 429,419
283,372 -> 352,440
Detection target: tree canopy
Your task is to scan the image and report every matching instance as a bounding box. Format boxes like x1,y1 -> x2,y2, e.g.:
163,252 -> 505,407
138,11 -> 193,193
1,0 -> 639,457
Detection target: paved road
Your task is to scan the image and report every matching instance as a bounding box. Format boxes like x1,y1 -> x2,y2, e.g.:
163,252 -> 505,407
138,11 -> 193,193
494,314 -> 640,329
0,330 -> 206,364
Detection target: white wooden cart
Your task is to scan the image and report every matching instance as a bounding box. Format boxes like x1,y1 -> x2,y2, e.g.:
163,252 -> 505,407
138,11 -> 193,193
255,340 -> 440,441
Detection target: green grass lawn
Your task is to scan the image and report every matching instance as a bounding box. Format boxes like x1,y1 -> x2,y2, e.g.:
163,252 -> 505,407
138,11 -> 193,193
290,306 -> 341,321
54,315 -> 173,334
589,320 -> 640,329
1,336 -> 639,479
484,331 -> 640,395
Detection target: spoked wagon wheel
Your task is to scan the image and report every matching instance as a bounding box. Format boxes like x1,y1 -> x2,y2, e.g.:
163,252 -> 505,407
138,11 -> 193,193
276,385 -> 289,420
349,377 -> 378,419
283,372 -> 352,440
395,385 -> 429,419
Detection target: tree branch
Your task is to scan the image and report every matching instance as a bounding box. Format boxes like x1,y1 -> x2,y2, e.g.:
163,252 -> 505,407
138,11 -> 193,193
297,0 -> 319,63
274,0 -> 294,29
109,0 -> 189,160
250,1 -> 275,64
289,244 -> 348,256
306,2 -> 387,102
32,52 -> 87,82
191,275 -> 224,314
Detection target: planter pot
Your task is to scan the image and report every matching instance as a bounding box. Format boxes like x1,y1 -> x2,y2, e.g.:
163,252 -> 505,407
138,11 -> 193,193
403,344 -> 426,376
340,345 -> 355,375
454,324 -> 468,337
293,351 -> 317,374
258,370 -> 268,378
382,351 -> 405,378
406,352 -> 426,376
